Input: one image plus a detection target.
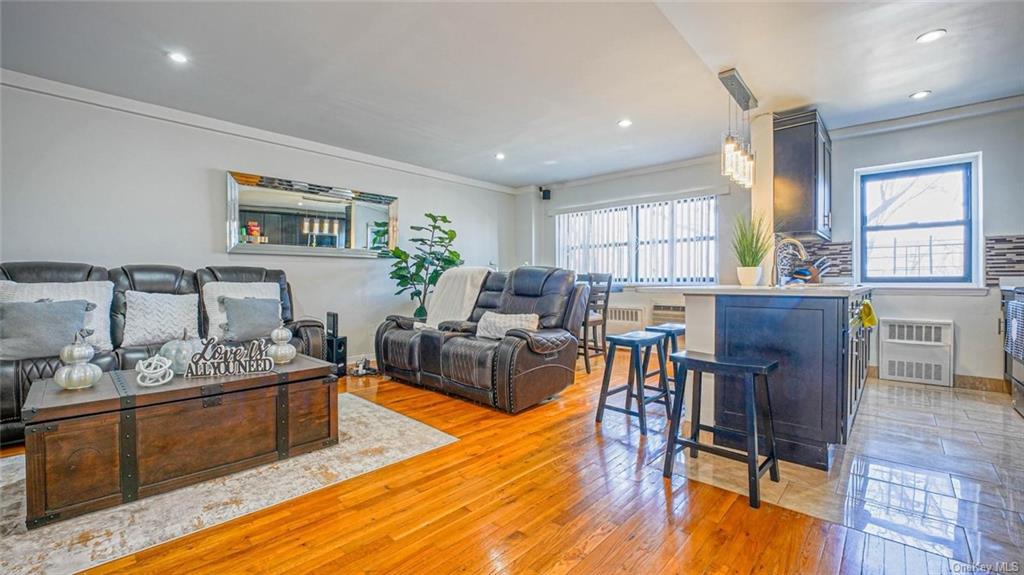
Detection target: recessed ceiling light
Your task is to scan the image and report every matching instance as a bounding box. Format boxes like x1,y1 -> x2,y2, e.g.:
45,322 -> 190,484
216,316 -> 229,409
297,202 -> 304,206
909,90 -> 932,100
543,160 -> 559,165
167,51 -> 189,64
617,118 -> 633,128
915,29 -> 947,44
495,152 -> 506,160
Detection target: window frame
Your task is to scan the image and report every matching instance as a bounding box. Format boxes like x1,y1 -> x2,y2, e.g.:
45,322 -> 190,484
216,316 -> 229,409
554,195 -> 719,287
854,153 -> 983,287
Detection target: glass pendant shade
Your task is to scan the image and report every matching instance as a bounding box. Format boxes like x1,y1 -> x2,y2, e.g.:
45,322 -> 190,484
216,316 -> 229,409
332,219 -> 340,235
729,138 -> 745,179
721,133 -> 737,176
720,96 -> 756,189
302,217 -> 310,234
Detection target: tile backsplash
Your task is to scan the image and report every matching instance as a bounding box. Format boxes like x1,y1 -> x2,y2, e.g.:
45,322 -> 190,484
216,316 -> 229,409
985,234 -> 1024,286
796,235 -> 1023,286
803,240 -> 852,278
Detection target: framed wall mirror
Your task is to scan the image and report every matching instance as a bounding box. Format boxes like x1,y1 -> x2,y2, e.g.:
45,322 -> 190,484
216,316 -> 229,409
226,171 -> 398,258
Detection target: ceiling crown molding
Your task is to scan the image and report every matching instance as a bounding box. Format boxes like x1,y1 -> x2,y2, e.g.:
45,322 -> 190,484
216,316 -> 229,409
831,95 -> 1024,141
547,153 -> 720,190
0,69 -> 517,195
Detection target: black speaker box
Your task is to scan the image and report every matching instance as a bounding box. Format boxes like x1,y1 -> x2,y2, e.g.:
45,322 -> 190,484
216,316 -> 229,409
327,335 -> 347,375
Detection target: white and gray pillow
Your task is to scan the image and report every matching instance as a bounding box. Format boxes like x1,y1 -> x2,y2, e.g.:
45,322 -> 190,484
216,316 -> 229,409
201,282 -> 281,340
0,300 -> 93,360
476,311 -> 540,340
0,280 -> 114,351
219,297 -> 282,342
121,291 -> 200,347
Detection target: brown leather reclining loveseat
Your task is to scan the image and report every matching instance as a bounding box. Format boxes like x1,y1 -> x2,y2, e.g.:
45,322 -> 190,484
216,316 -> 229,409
375,266 -> 589,413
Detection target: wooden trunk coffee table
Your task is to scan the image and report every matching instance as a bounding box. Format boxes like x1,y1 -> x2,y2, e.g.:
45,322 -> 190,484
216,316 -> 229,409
21,354 -> 337,529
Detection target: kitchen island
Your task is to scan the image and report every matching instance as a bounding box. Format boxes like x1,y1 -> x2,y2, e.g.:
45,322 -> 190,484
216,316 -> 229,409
678,285 -> 872,470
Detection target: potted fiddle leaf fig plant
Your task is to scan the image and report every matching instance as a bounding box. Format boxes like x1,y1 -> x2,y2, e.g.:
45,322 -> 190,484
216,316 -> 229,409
386,213 -> 463,319
732,213 -> 772,287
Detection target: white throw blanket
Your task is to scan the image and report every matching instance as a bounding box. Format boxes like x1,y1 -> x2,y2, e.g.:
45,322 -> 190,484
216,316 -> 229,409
414,266 -> 492,330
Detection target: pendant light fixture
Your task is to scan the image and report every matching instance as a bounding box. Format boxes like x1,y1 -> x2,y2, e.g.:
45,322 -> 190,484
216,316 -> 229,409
718,69 -> 758,189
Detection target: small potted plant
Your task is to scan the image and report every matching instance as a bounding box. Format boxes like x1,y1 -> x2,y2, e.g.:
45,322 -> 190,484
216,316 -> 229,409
732,213 -> 771,287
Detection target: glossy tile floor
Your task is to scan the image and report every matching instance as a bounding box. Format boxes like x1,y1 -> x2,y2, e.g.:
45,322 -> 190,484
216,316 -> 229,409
658,376 -> 1024,572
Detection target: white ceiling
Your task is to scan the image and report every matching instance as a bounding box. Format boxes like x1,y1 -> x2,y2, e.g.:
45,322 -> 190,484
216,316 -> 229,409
657,2 -> 1024,129
2,2 -> 1022,189
0,2 -> 726,188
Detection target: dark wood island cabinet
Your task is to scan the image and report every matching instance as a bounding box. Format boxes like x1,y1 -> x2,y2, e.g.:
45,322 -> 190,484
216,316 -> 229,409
707,289 -> 871,470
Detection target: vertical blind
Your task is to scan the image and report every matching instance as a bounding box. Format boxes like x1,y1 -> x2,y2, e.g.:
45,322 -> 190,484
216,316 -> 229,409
555,195 -> 717,285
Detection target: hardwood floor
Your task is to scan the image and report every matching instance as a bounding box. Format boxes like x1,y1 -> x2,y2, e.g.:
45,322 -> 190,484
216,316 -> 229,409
9,357 -> 966,574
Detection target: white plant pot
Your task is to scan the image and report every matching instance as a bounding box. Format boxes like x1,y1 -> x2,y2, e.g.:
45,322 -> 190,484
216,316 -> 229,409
737,266 -> 763,287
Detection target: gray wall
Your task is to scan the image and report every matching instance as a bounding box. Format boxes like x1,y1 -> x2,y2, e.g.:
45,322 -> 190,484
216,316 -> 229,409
0,82 -> 516,359
831,106 -> 1024,378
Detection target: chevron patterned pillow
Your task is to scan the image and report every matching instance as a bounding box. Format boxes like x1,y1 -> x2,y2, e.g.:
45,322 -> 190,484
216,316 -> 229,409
122,291 -> 200,347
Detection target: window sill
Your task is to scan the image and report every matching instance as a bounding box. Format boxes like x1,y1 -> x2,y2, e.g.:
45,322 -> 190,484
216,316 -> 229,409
865,285 -> 990,297
627,284 -> 714,293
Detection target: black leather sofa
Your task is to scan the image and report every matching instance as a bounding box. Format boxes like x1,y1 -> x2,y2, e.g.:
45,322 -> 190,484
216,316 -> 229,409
0,261 -> 326,445
375,266 -> 589,413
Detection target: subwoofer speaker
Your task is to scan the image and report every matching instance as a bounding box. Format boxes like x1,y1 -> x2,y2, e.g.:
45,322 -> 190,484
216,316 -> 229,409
325,312 -> 347,375
327,336 -> 347,375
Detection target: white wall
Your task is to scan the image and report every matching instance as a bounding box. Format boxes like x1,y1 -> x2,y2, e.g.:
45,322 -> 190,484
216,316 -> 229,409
0,73 -> 516,359
523,156 -> 751,328
831,105 -> 1024,379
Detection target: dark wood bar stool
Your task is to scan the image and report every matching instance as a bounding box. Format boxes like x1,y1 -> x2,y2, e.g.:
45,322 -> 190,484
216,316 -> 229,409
595,331 -> 671,435
642,322 -> 686,380
578,273 -> 612,374
662,350 -> 781,508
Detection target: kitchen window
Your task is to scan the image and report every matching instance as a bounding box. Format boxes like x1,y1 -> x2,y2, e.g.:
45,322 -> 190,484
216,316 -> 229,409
554,195 -> 717,285
857,157 -> 979,284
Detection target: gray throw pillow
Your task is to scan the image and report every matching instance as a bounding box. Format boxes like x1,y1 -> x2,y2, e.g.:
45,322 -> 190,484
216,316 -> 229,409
218,297 -> 282,342
0,299 -> 93,360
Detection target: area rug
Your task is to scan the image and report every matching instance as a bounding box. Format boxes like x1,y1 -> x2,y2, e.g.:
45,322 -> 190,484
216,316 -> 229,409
0,393 -> 456,575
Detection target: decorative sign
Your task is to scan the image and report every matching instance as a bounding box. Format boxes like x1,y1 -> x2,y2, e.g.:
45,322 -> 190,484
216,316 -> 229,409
185,338 -> 274,378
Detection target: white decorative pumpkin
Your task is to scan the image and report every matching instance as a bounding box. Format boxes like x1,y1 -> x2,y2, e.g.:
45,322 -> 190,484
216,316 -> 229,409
55,331 -> 103,390
268,326 -> 297,365
159,329 -> 204,375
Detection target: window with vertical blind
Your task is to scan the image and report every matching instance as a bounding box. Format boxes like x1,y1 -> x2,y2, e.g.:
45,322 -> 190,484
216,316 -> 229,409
554,195 -> 718,285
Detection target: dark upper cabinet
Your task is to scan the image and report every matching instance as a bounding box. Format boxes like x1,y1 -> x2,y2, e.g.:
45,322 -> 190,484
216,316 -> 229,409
773,109 -> 832,241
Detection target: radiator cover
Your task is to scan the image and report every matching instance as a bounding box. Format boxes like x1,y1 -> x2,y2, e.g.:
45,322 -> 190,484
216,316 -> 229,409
878,319 -> 955,387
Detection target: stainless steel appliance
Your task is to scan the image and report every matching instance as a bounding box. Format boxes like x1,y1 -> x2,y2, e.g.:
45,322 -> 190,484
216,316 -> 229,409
1008,289 -> 1024,418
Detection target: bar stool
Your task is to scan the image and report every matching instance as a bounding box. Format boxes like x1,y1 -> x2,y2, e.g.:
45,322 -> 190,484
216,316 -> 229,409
595,331 -> 671,435
662,350 -> 780,508
642,322 -> 686,379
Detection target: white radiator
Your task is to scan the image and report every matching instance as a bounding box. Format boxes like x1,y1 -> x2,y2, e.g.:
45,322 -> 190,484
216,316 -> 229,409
879,318 -> 955,387
605,306 -> 645,334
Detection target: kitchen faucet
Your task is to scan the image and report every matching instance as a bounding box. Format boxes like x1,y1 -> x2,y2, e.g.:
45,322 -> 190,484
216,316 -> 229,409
773,237 -> 809,286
